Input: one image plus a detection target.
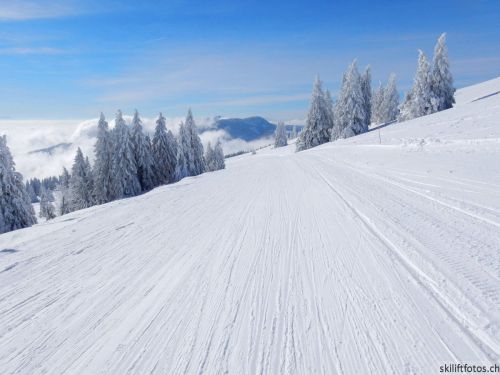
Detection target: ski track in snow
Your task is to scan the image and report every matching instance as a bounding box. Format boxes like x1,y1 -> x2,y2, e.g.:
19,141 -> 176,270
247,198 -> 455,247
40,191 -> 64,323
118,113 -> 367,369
0,79 -> 500,374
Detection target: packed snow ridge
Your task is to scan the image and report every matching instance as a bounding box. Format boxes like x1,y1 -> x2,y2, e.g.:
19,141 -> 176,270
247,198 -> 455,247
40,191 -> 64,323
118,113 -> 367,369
1,77 -> 500,374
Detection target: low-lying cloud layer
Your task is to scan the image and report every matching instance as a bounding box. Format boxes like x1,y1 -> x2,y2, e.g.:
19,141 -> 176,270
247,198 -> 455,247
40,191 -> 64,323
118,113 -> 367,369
0,115 -> 273,179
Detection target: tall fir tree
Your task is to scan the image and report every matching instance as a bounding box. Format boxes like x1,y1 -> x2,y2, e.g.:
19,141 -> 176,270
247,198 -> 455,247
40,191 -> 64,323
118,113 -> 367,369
333,60 -> 367,139
184,109 -> 205,176
380,73 -> 399,123
371,81 -> 385,124
130,110 -> 155,191
361,65 -> 372,126
84,157 -> 94,203
296,76 -> 332,151
204,142 -> 216,172
413,50 -> 437,117
325,89 -> 335,137
274,121 -> 288,148
213,139 -> 225,170
174,122 -> 189,181
93,113 -> 114,203
152,113 -> 177,185
58,167 -> 72,215
431,33 -> 455,111
0,135 -> 37,234
400,50 -> 437,121
69,148 -> 94,211
111,110 -> 141,198
145,133 -> 156,179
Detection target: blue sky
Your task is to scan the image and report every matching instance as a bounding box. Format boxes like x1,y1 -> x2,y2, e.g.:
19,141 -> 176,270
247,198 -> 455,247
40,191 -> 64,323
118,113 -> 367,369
0,0 -> 499,120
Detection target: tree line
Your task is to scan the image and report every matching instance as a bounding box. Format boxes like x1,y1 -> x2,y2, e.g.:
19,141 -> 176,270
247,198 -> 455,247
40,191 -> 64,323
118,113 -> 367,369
296,33 -> 454,152
0,109 -> 225,234
25,176 -> 59,203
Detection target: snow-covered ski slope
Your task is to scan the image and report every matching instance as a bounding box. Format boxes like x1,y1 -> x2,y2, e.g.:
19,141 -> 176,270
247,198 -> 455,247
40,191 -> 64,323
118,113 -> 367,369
1,78 -> 499,375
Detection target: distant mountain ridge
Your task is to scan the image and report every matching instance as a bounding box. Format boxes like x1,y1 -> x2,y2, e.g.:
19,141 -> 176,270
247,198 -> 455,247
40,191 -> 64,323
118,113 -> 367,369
28,143 -> 72,155
210,116 -> 303,141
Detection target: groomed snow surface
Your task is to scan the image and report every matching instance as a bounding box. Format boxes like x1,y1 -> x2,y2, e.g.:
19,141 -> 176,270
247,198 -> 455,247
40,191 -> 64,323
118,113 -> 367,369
1,78 -> 500,374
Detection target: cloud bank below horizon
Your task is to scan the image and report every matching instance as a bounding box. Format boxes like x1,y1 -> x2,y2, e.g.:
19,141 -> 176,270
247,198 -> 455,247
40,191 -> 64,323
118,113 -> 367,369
0,115 -> 276,179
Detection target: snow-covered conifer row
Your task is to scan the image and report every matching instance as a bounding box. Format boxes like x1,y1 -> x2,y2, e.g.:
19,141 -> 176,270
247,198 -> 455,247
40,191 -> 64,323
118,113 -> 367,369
0,108 -> 226,233
372,73 -> 400,125
205,140 -> 225,172
399,33 -> 454,121
0,135 -> 37,234
296,33 -> 454,152
53,109 -> 223,220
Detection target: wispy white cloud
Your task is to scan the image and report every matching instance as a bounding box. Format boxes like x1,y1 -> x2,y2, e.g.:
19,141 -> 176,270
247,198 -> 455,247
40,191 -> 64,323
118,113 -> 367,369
84,46 -> 319,112
0,1 -> 78,21
0,46 -> 65,55
197,93 -> 310,108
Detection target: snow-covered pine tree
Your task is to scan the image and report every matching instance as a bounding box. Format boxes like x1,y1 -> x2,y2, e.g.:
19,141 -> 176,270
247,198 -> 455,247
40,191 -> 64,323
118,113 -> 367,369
93,113 -> 114,204
380,73 -> 399,123
130,110 -> 155,191
111,110 -> 141,198
296,76 -> 332,151
414,50 -> 438,117
69,148 -> 94,211
39,185 -> 56,220
431,33 -> 455,111
274,121 -> 288,148
291,125 -> 297,139
325,89 -> 335,137
152,112 -> 177,185
179,114 -> 194,176
164,129 -> 177,180
174,122 -> 189,181
26,182 -> 38,203
144,134 -> 156,185
0,135 -> 37,234
361,66 -> 372,126
333,60 -> 367,139
213,139 -> 225,170
58,167 -> 72,215
371,81 -> 384,124
400,50 -> 437,121
184,109 -> 205,176
204,142 -> 215,172
84,157 -> 94,203
60,167 -> 70,188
